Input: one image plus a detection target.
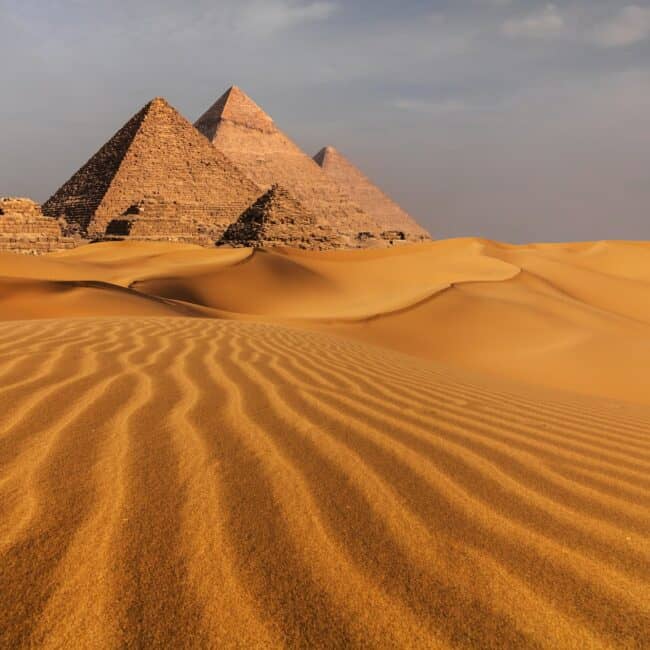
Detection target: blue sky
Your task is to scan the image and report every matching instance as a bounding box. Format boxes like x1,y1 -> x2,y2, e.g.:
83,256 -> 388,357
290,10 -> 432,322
1,0 -> 649,241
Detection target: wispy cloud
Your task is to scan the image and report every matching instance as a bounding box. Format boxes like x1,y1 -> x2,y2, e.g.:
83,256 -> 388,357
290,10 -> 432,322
502,4 -> 565,40
391,96 -> 503,116
392,98 -> 470,115
590,5 -> 650,48
234,1 -> 338,36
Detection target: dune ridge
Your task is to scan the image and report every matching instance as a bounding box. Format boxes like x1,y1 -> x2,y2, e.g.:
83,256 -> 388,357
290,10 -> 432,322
0,317 -> 648,648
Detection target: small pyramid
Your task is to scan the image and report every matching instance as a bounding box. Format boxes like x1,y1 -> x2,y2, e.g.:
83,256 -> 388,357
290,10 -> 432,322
314,146 -> 430,239
195,87 -> 378,240
43,97 -> 262,239
0,198 -> 75,254
220,184 -> 343,250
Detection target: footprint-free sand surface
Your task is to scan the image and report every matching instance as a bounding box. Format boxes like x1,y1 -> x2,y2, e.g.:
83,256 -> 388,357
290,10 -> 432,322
0,240 -> 648,647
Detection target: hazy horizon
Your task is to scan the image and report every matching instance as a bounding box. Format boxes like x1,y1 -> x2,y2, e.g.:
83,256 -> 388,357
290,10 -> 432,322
1,0 -> 649,242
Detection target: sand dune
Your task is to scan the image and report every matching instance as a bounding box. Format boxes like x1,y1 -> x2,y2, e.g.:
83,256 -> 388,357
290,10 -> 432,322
130,239 -> 650,403
0,240 -> 649,647
0,277 -> 210,320
1,318 -> 648,648
133,240 -> 519,319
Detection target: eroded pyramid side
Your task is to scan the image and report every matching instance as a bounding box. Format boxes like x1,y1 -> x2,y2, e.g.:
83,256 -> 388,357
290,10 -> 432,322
1,197 -> 75,254
220,184 -> 344,250
314,146 -> 430,240
42,106 -> 149,232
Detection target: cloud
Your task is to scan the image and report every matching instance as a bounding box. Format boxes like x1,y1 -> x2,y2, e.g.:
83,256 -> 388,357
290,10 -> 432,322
502,4 -> 565,40
392,98 -> 470,115
391,96 -> 503,116
590,5 -> 650,48
481,0 -> 513,6
234,1 -> 338,36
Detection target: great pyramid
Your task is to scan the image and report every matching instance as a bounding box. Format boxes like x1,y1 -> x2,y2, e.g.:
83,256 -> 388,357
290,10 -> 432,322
313,146 -> 429,239
195,86 -> 386,243
43,97 -> 261,240
0,198 -> 75,254
220,184 -> 344,250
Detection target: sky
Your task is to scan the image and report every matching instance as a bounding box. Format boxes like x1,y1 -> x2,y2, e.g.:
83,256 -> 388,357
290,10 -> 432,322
1,0 -> 649,242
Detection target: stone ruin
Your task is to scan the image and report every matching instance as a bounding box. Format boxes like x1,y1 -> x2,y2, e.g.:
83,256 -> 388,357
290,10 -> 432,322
220,184 -> 345,250
0,198 -> 75,254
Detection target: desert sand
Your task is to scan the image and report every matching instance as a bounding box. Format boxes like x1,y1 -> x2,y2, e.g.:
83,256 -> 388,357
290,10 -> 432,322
0,239 -> 648,648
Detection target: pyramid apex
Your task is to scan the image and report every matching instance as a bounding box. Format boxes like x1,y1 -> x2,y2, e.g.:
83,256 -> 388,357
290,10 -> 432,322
141,97 -> 179,117
195,85 -> 275,139
313,145 -> 338,166
149,96 -> 170,107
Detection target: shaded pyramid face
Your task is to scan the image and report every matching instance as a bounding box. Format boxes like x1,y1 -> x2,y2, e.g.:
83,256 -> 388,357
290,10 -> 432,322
195,87 -> 379,238
220,184 -> 343,250
314,146 -> 430,238
43,97 -> 261,237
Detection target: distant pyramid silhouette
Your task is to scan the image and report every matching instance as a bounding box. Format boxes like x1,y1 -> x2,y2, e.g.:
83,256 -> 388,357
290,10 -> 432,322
314,146 -> 429,239
43,97 -> 261,237
221,184 -> 343,249
195,87 -> 381,241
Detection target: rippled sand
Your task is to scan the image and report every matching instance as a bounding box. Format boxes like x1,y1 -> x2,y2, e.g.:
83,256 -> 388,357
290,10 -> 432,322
0,240 -> 648,647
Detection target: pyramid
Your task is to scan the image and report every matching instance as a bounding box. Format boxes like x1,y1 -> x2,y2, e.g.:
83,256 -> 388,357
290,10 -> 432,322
195,86 -> 381,242
220,184 -> 344,250
314,146 -> 430,240
43,97 -> 262,240
0,198 -> 75,254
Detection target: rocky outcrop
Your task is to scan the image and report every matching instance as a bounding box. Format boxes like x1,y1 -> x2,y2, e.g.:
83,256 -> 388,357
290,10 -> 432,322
220,185 -> 346,250
43,97 -> 261,240
0,198 -> 75,254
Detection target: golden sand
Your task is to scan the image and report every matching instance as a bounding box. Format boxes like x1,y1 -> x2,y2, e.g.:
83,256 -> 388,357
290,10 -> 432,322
0,240 -> 648,647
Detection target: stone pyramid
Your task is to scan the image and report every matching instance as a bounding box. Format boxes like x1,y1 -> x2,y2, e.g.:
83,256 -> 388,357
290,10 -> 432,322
314,146 -> 430,240
195,86 -> 380,243
43,97 -> 261,240
0,198 -> 75,254
103,197 -> 225,246
220,184 -> 343,250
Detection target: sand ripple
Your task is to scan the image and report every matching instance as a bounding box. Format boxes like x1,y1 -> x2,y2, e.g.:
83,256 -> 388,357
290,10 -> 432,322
0,318 -> 648,648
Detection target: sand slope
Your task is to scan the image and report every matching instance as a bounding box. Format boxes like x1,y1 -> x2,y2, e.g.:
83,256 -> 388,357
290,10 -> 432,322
0,240 -> 648,648
1,318 -> 648,648
132,239 -> 650,404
